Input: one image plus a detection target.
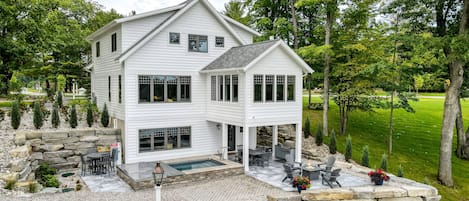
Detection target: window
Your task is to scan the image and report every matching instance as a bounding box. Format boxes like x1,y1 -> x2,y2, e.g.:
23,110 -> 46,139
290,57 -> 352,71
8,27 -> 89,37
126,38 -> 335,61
287,75 -> 295,101
215,37 -> 224,47
169,32 -> 180,44
211,76 -> 216,101
96,42 -> 100,57
111,33 -> 117,52
225,75 -> 230,101
265,75 -> 274,101
118,75 -> 122,103
276,75 -> 285,101
138,75 -> 191,103
188,34 -> 208,52
139,127 -> 191,152
232,75 -> 238,102
108,76 -> 111,102
218,75 -> 223,101
254,75 -> 263,102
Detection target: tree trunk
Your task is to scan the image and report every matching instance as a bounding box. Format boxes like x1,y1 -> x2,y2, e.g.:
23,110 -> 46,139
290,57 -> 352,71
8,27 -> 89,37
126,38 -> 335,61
389,91 -> 395,154
339,98 -> 346,135
456,98 -> 466,158
308,75 -> 312,106
438,0 -> 467,187
290,0 -> 298,49
323,4 -> 333,137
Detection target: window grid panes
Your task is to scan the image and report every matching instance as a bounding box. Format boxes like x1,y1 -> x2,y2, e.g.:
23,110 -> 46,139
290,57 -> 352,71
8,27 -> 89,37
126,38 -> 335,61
287,75 -> 295,101
254,75 -> 263,102
118,75 -> 122,103
232,75 -> 238,102
215,37 -> 224,47
108,76 -> 111,102
180,76 -> 191,102
111,33 -> 117,52
253,75 -> 295,103
225,75 -> 231,101
139,76 -> 151,102
211,76 -> 216,101
265,75 -> 274,102
169,32 -> 180,44
96,42 -> 100,57
276,75 -> 285,101
188,34 -> 208,52
139,75 -> 191,103
139,127 -> 191,152
218,75 -> 224,101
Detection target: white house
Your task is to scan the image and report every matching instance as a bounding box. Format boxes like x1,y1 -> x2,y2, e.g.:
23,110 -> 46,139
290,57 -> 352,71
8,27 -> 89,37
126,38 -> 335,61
87,0 -> 313,172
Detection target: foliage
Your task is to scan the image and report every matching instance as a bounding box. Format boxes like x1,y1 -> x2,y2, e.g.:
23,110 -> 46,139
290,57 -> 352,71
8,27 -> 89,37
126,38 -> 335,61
10,101 -> 21,129
315,125 -> 323,146
69,104 -> 78,128
86,102 -> 94,127
36,163 -> 56,186
361,145 -> 369,167
380,154 -> 388,171
75,180 -> 82,191
43,175 -> 60,188
292,176 -> 312,189
345,134 -> 352,162
51,103 -> 60,128
33,102 -> 44,129
4,178 -> 16,190
56,75 -> 66,92
368,169 -> 390,182
28,181 -> 38,193
328,129 -> 337,154
397,164 -> 404,177
223,0 -> 250,26
101,103 -> 109,127
57,91 -> 63,108
8,75 -> 21,93
304,117 -> 311,138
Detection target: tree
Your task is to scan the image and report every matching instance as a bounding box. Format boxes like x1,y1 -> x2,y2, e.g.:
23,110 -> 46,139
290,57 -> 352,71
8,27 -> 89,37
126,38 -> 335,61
304,117 -> 311,138
361,145 -> 369,167
57,91 -> 63,108
329,129 -> 337,154
414,75 -> 424,96
8,75 -> 21,94
315,125 -> 323,146
223,0 -> 250,26
33,102 -> 44,129
51,103 -> 60,128
101,103 -> 110,127
345,135 -> 352,162
69,105 -> 78,128
10,101 -> 21,129
86,102 -> 94,127
56,75 -> 66,93
380,154 -> 388,171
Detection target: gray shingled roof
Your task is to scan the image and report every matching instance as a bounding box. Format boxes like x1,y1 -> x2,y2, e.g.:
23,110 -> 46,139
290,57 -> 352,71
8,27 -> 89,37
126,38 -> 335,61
201,39 -> 280,71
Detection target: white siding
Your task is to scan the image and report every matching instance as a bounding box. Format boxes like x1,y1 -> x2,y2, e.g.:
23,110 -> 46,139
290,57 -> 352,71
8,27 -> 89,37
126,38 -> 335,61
91,25 -> 125,120
123,2 -> 243,163
228,21 -> 254,44
244,47 -> 304,127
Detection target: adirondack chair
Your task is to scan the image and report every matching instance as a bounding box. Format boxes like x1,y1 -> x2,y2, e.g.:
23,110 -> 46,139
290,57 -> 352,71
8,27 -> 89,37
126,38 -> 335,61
282,163 -> 301,182
321,168 -> 342,188
317,156 -> 336,172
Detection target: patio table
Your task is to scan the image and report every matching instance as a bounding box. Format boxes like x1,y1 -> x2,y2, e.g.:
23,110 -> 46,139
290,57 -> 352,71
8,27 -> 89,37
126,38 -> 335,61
249,150 -> 266,165
302,166 -> 322,180
86,152 -> 110,175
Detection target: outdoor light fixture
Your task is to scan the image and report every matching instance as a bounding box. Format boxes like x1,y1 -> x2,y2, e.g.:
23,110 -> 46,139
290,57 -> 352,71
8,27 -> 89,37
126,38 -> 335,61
216,124 -> 221,130
153,162 -> 164,201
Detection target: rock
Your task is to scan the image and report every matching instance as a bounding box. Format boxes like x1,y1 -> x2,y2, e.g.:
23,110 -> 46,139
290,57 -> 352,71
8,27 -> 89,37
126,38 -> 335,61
64,142 -> 80,150
42,131 -> 68,140
267,195 -> 302,201
40,187 -> 60,194
80,136 -> 100,142
9,145 -> 31,158
39,144 -> 64,152
15,132 -> 26,146
26,138 -> 41,146
9,159 -> 29,172
74,149 -> 89,155
66,156 -> 81,163
44,157 -> 67,164
401,185 -> 435,197
62,136 -> 79,144
424,195 -> 442,201
380,197 -> 423,201
27,172 -> 35,181
283,140 -> 295,149
30,152 -> 43,160
96,139 -> 119,146
25,131 -> 42,140
69,130 -> 95,137
43,138 -> 64,144
44,150 -> 74,158
18,166 -> 31,181
15,181 -> 38,192
96,129 -> 120,135
0,172 -> 19,181
78,142 -> 95,149
302,188 -> 354,200
372,186 -> 407,198
50,162 -> 78,170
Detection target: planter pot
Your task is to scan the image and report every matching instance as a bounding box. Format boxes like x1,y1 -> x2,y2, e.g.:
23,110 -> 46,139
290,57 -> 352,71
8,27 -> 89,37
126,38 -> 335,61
374,178 -> 384,185
297,185 -> 302,194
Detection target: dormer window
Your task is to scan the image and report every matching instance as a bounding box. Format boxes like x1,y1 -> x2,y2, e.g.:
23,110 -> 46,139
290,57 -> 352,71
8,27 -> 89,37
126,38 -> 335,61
188,34 -> 208,52
169,32 -> 180,44
215,37 -> 224,47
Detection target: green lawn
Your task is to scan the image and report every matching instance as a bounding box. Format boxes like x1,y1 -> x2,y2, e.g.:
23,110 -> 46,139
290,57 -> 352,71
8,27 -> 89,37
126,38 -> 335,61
303,97 -> 469,201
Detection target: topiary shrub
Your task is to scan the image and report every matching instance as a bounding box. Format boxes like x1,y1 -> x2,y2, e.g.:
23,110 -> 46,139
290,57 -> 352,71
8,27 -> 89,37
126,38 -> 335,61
69,104 -> 78,128
329,129 -> 337,154
397,164 -> 404,177
361,145 -> 369,167
86,102 -> 94,127
10,100 -> 21,129
51,103 -> 60,128
57,91 -> 63,108
315,125 -> 323,146
304,117 -> 311,138
101,103 -> 109,127
33,101 -> 44,129
380,153 -> 388,171
345,135 -> 352,162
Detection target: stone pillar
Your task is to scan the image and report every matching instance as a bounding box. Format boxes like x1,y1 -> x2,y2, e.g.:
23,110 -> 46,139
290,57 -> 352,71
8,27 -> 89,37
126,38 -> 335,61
243,126 -> 250,172
221,123 -> 228,160
295,122 -> 302,163
272,125 -> 278,159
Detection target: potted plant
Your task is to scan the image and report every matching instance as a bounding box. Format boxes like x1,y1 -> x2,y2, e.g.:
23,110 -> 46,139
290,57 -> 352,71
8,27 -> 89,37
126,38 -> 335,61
368,169 -> 390,185
292,176 -> 311,193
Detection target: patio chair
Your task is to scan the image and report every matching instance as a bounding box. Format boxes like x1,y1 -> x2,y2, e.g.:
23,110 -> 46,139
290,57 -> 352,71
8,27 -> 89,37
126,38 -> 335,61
317,156 -> 336,171
321,168 -> 342,188
237,149 -> 243,163
80,154 -> 92,176
110,148 -> 118,172
282,163 -> 301,182
255,152 -> 271,167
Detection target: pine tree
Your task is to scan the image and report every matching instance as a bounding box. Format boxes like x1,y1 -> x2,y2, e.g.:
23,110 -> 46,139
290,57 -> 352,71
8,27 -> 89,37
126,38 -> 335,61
361,145 -> 369,167
345,135 -> 352,162
33,102 -> 44,129
101,103 -> 109,127
10,101 -> 21,129
86,103 -> 94,127
57,91 -> 63,108
304,117 -> 311,138
329,129 -> 337,154
380,154 -> 388,171
397,164 -> 404,177
69,104 -> 78,128
51,103 -> 60,128
315,125 -> 323,146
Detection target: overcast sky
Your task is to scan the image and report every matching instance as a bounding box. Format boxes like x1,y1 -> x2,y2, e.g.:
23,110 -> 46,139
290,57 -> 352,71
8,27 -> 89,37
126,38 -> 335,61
94,0 -> 231,16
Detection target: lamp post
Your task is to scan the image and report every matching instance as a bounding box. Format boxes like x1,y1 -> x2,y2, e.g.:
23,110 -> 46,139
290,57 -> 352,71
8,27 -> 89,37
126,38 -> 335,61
153,162 -> 164,201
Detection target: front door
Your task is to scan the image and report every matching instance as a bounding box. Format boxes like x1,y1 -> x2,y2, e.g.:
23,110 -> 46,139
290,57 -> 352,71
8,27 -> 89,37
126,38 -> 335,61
228,125 -> 236,151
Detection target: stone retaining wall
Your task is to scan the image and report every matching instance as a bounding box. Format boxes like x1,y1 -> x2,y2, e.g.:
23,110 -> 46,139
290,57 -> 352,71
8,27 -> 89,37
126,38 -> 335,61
5,129 -> 121,182
257,125 -> 296,148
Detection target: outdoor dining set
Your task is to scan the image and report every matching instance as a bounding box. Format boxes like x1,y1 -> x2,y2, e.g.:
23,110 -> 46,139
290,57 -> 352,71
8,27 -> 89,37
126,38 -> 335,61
236,146 -> 272,167
80,147 -> 119,176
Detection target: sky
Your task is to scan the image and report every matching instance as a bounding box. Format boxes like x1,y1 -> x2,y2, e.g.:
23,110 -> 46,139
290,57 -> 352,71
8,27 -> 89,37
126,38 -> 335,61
94,0 -> 231,15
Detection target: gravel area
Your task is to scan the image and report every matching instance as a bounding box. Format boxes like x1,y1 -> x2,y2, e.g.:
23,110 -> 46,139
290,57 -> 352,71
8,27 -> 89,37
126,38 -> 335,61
2,175 -> 295,201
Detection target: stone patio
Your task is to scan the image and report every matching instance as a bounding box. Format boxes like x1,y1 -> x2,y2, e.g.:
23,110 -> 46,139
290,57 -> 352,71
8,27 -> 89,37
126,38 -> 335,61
81,175 -> 133,192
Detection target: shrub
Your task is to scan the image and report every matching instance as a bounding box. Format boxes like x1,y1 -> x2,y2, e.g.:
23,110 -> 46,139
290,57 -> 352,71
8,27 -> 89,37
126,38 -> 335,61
51,103 -> 60,128
69,104 -> 78,128
75,180 -> 82,191
10,100 -> 21,129
345,135 -> 352,162
329,130 -> 337,154
43,175 -> 60,188
303,117 -> 311,138
57,91 -> 63,108
315,125 -> 323,146
28,181 -> 37,193
36,163 -> 56,184
397,164 -> 404,177
361,145 -> 369,167
380,153 -> 388,171
4,178 -> 16,190
33,102 -> 44,129
86,102 -> 94,127
101,103 -> 109,127
57,75 -> 66,92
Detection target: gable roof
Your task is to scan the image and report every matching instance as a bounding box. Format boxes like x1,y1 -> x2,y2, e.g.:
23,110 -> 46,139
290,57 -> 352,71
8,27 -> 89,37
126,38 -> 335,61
201,39 -> 314,74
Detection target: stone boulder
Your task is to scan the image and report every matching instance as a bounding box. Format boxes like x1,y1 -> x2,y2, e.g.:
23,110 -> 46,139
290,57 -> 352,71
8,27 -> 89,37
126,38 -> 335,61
14,132 -> 26,146
39,144 -> 64,152
0,172 -> 19,181
44,157 -> 67,164
80,136 -> 100,142
69,130 -> 95,137
8,159 -> 29,172
30,152 -> 43,161
44,150 -> 74,158
42,131 -> 68,140
9,145 -> 31,158
25,131 -> 42,140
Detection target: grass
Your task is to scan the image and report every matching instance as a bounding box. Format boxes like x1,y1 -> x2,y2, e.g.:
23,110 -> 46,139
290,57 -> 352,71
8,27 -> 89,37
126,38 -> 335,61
303,97 -> 469,201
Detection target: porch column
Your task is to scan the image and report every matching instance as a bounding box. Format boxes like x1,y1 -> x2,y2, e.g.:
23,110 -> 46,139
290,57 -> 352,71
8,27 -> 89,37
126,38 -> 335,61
272,125 -> 278,159
249,127 -> 257,149
221,123 -> 228,160
295,122 -> 302,163
243,125 -> 250,172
